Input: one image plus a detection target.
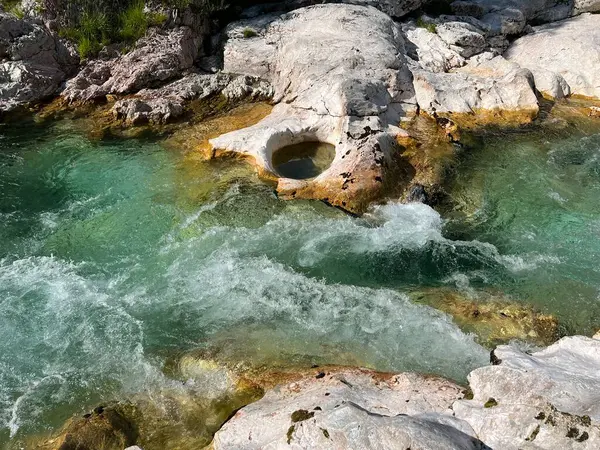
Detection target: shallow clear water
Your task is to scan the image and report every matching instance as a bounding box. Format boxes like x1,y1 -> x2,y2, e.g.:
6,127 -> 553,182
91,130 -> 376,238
1,116 -> 600,444
447,125 -> 600,333
272,141 -> 336,179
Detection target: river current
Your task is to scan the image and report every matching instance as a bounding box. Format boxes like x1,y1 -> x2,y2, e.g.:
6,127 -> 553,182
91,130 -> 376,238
1,113 -> 600,444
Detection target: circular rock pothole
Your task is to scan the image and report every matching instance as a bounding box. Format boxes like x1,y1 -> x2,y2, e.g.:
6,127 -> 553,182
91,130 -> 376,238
272,142 -> 335,180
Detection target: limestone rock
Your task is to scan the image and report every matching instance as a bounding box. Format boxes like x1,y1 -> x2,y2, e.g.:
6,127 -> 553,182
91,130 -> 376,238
111,73 -> 272,125
449,0 -> 571,34
342,0 -> 426,17
0,12 -> 77,112
212,368 -> 485,449
504,14 -> 600,100
574,0 -> 600,13
62,27 -> 199,103
210,4 -> 417,213
412,54 -> 538,125
454,336 -> 600,449
436,21 -> 487,58
402,22 -> 466,73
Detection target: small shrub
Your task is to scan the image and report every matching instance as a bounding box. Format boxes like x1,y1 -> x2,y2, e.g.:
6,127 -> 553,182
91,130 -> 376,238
120,1 -> 148,42
9,5 -> 25,18
148,11 -> 168,27
5,0 -> 25,19
76,10 -> 111,59
77,36 -> 102,59
243,28 -> 257,38
416,16 -> 437,34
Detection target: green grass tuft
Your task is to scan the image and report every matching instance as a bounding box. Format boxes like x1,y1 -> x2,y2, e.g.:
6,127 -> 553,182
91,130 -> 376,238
243,28 -> 257,38
416,16 -> 437,34
120,1 -> 148,43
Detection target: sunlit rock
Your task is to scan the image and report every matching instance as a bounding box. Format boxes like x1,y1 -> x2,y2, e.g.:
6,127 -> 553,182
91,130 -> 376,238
0,12 -> 78,112
62,27 -> 199,103
412,53 -> 539,127
209,4 -> 418,214
212,368 -> 483,449
111,73 -> 272,125
453,336 -> 600,449
505,14 -> 600,100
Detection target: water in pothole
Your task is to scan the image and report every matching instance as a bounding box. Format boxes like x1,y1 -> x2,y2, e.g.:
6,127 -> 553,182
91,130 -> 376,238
1,114 -> 600,444
272,141 -> 336,179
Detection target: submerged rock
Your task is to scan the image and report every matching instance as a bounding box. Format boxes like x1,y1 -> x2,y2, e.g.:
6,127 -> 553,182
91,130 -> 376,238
411,288 -> 560,347
454,336 -> 600,449
209,4 -> 418,213
212,368 -> 484,449
505,14 -> 600,100
34,404 -> 138,450
33,354 -> 264,450
0,12 -> 78,113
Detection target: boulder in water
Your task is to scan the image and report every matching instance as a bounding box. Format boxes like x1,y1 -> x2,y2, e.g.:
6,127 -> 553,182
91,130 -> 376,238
412,53 -> 539,127
209,4 -> 418,214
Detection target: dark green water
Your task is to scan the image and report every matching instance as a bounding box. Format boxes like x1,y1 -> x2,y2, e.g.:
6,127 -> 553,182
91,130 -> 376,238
1,116 -> 600,444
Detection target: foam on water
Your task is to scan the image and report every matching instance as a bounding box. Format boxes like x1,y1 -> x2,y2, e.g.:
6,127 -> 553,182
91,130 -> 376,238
2,119 -> 600,444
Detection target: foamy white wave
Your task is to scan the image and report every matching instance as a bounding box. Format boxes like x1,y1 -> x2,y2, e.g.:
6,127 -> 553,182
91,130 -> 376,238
0,256 -> 165,437
548,191 -> 567,204
162,246 -> 488,378
500,253 -> 561,272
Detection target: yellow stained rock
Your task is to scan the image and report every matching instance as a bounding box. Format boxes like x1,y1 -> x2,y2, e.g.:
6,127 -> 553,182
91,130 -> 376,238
410,288 -> 560,347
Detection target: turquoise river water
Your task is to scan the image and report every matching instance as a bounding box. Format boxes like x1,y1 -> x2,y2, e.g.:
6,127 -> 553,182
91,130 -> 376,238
1,114 -> 600,445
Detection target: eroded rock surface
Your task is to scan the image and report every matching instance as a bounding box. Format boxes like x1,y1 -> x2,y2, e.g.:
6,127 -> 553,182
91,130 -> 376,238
241,0 -> 428,19
449,0 -> 576,35
0,12 -> 78,112
213,336 -> 600,449
454,336 -> 600,449
62,27 -> 199,103
212,368 -> 484,449
505,14 -> 600,100
209,4 -> 417,213
412,52 -> 538,125
112,72 -> 273,125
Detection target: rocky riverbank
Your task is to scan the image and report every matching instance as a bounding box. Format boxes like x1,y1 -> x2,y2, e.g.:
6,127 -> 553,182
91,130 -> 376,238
3,1 -> 600,449
3,0 -> 600,213
31,334 -> 600,449
214,334 -> 600,449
